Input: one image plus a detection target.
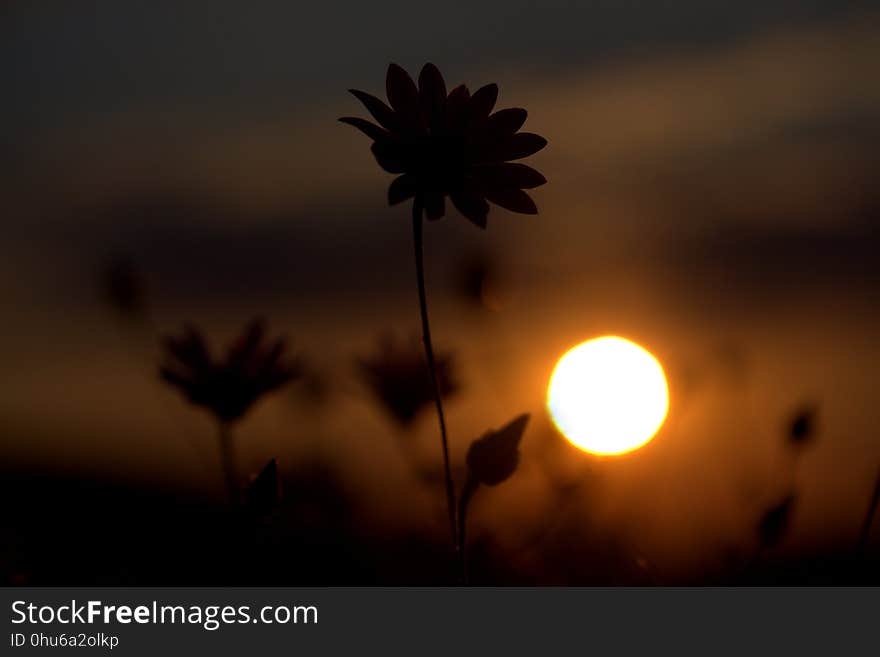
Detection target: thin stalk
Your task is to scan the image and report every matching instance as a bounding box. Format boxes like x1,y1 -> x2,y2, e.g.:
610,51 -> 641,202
457,478 -> 478,585
411,197 -> 458,553
856,468 -> 880,559
217,421 -> 238,505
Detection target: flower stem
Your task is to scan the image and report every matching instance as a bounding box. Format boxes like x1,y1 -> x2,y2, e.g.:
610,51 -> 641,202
217,421 -> 238,505
457,478 -> 478,585
411,197 -> 458,557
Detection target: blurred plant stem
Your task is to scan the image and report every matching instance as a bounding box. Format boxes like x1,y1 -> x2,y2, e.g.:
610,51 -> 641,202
218,422 -> 239,505
457,478 -> 478,585
856,468 -> 880,559
412,197 -> 459,564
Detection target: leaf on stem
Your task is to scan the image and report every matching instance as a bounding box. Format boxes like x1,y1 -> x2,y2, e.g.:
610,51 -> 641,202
246,458 -> 281,515
466,414 -> 530,486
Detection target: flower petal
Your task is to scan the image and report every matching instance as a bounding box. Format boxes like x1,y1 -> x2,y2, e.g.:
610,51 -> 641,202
348,89 -> 399,131
471,163 -> 547,189
228,318 -> 265,365
172,326 -> 211,368
423,190 -> 446,220
447,84 -> 470,104
445,84 -> 471,131
159,366 -> 206,407
386,63 -> 419,123
259,338 -> 287,373
468,83 -> 499,123
484,188 -> 538,214
388,174 -> 417,205
371,141 -> 408,173
339,117 -> 389,142
486,108 -> 527,136
486,132 -> 548,162
418,63 -> 447,131
450,188 -> 489,228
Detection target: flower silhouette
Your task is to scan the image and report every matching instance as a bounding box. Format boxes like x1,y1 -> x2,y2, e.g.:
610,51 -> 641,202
341,63 -> 547,228
356,334 -> 458,426
160,318 -> 298,424
342,64 -> 546,580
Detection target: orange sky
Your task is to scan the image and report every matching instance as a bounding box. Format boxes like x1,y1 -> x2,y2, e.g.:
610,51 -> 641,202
1,5 -> 879,577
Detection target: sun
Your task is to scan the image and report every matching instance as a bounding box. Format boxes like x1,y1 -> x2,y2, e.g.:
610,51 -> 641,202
547,336 -> 669,456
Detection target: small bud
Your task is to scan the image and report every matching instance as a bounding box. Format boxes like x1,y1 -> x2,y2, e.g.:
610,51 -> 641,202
758,494 -> 796,548
466,414 -> 530,486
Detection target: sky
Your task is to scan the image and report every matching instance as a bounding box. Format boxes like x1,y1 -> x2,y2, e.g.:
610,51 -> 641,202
1,1 -> 879,581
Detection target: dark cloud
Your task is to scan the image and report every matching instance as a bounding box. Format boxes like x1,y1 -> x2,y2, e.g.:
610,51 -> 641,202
2,1 -> 875,140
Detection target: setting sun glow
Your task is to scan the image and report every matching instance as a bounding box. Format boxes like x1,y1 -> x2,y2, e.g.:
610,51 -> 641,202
547,336 -> 669,456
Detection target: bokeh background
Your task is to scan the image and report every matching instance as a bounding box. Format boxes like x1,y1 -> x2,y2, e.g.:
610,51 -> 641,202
2,1 -> 879,584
